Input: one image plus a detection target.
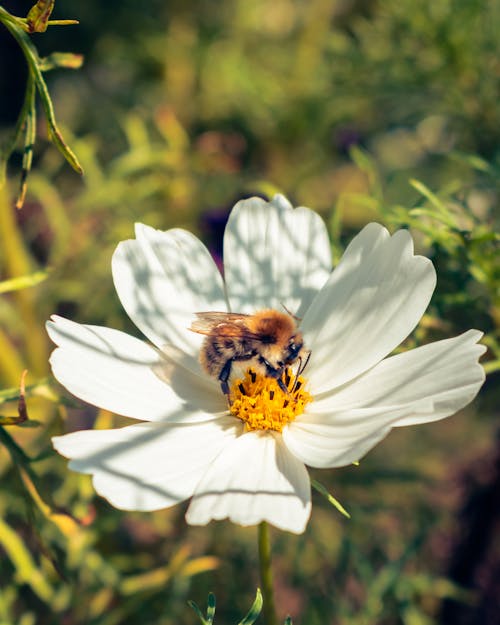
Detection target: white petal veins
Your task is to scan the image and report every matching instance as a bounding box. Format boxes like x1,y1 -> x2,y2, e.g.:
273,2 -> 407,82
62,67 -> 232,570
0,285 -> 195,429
52,416 -> 242,511
284,331 -> 485,468
112,224 -> 227,373
283,403 -> 431,468
223,195 -> 332,316
302,223 -> 436,394
47,315 -> 226,421
186,430 -> 311,534
310,330 -> 485,426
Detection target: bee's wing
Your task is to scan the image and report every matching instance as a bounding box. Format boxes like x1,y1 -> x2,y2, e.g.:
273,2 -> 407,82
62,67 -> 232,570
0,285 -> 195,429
189,311 -> 250,335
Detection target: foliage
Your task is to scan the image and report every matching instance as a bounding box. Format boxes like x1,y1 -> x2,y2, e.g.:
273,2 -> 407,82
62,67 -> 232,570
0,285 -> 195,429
0,1 -> 498,624
0,1 -> 82,207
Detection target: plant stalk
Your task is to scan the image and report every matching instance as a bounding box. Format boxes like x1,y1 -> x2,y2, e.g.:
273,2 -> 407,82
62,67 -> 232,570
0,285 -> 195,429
258,521 -> 278,625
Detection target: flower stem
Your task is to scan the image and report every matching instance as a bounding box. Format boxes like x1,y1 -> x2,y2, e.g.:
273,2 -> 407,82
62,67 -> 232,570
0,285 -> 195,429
258,521 -> 278,625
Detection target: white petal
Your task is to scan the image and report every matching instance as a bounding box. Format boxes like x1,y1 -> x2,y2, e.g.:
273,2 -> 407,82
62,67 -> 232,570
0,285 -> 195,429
283,403 -> 430,468
186,430 -> 311,534
302,223 -> 436,393
47,316 -> 226,421
223,195 -> 332,316
310,329 -> 485,426
284,331 -> 485,469
53,417 -> 242,511
112,224 -> 227,369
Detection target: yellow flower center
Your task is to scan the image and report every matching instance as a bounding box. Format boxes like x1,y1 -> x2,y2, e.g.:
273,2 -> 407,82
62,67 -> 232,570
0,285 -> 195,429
229,368 -> 312,432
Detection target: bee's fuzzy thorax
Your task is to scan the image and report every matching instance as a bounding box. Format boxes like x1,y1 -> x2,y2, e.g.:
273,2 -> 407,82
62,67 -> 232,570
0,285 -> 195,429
192,308 -> 306,396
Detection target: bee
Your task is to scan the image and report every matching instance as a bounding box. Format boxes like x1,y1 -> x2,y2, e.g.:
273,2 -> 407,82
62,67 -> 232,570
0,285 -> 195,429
190,309 -> 308,395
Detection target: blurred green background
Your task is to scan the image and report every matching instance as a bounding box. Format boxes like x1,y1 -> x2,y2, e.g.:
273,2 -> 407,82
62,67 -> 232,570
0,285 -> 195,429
0,1 -> 499,624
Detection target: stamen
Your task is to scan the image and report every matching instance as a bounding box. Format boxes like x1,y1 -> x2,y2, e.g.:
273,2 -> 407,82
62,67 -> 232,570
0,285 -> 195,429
229,367 -> 312,433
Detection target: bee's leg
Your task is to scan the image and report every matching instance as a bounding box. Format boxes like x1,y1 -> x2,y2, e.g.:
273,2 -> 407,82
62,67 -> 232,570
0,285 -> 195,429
291,352 -> 311,392
218,359 -> 233,396
277,378 -> 290,394
259,357 -> 290,395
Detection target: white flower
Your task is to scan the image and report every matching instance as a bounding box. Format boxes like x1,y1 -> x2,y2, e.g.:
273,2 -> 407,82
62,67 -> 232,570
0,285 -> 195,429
49,195 -> 485,534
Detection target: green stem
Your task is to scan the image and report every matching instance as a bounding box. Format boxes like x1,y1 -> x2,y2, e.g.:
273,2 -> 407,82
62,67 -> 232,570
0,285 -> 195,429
258,521 -> 278,625
484,358 -> 500,375
0,6 -> 83,174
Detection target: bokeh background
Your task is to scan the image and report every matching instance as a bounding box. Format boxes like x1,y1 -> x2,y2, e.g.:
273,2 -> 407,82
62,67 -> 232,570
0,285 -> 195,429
0,1 -> 499,624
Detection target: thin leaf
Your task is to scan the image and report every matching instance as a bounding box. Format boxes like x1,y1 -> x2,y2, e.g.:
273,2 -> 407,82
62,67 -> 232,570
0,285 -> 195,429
188,599 -> 209,625
311,479 -> 351,518
0,270 -> 48,294
16,73 -> 36,208
0,370 -> 30,426
17,465 -> 81,537
0,63 -> 36,188
188,593 -> 216,625
1,16 -> 83,175
349,145 -> 383,199
43,19 -> 79,27
409,179 -> 456,227
39,52 -> 84,71
0,415 -> 40,427
206,593 -> 216,623
483,359 -> 500,375
238,589 -> 263,625
0,426 -> 82,539
449,150 -> 495,173
25,0 -> 55,33
0,516 -> 54,603
0,376 -> 53,403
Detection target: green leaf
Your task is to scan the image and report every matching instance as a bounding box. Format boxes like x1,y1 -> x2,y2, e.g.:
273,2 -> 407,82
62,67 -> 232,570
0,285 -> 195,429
409,179 -> 456,228
0,516 -> 54,603
0,12 -> 84,176
187,601 -> 208,625
449,150 -> 494,173
349,145 -> 383,199
26,0 -> 55,33
238,588 -> 263,625
0,270 -> 48,294
39,52 -> 84,71
311,479 -> 351,518
206,593 -> 216,623
0,55 -> 36,189
0,415 -> 39,427
188,593 -> 215,625
16,73 -> 36,208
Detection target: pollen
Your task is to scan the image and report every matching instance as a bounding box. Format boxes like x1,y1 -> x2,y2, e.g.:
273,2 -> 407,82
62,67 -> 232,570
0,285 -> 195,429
229,368 -> 312,433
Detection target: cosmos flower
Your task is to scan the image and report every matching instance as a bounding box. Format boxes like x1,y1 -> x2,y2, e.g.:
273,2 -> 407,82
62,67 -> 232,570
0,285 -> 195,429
49,195 -> 485,534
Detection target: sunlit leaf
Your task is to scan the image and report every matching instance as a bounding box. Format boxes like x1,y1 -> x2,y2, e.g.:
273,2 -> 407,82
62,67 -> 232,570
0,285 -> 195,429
311,479 -> 351,518
16,75 -> 35,209
26,0 -> 67,33
0,6 -> 84,182
409,179 -> 457,228
188,593 -> 215,625
0,270 -> 48,294
206,593 -> 216,623
238,589 -> 263,625
39,52 -> 84,71
0,516 -> 54,603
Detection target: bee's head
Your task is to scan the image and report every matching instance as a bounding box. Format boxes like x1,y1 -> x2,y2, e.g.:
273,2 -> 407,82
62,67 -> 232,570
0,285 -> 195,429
284,333 -> 304,364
